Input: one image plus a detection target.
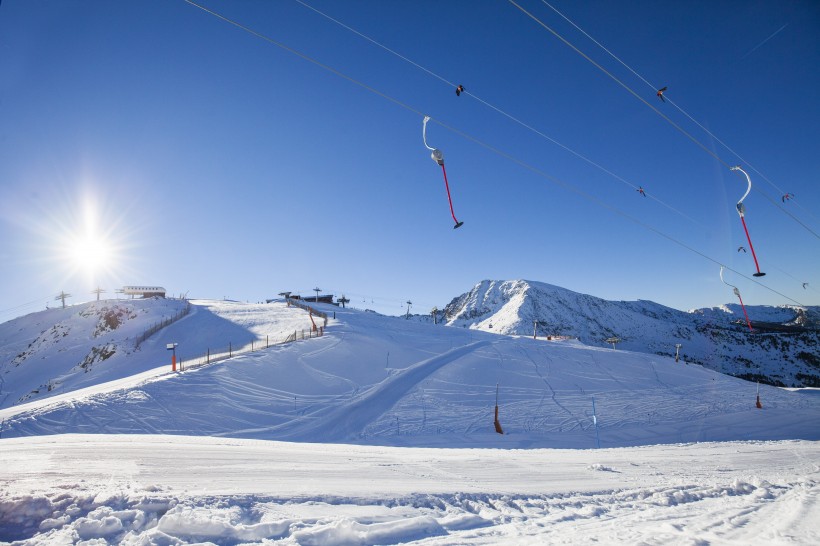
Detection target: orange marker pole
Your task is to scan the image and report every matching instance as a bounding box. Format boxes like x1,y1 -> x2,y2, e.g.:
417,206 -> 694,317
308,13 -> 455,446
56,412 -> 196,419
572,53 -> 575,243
167,343 -> 178,372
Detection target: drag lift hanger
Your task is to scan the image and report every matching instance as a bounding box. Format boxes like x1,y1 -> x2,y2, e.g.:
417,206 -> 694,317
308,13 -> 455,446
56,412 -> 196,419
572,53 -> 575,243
720,266 -> 753,331
423,116 -> 464,229
730,166 -> 765,277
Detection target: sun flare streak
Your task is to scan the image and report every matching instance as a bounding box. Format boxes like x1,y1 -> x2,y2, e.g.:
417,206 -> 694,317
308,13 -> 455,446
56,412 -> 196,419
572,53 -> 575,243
54,193 -> 127,287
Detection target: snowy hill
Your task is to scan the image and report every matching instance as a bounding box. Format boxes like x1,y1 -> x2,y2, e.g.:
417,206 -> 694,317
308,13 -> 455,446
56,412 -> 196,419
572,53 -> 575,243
2,297 -> 818,448
0,298 -> 318,411
0,298 -> 189,408
1,296 -> 820,544
441,279 -> 820,388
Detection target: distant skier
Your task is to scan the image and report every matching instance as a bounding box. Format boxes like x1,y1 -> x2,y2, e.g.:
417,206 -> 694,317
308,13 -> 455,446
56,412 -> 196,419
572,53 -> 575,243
782,193 -> 794,202
637,186 -> 646,197
656,86 -> 667,102
737,246 -> 747,253
455,84 -> 465,96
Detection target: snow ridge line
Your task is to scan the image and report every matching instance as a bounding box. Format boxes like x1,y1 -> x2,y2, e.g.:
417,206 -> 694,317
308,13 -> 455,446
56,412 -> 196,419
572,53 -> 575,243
281,340 -> 493,442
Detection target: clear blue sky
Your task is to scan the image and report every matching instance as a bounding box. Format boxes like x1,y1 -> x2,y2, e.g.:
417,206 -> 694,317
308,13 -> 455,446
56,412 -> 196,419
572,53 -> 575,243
1,0 -> 818,322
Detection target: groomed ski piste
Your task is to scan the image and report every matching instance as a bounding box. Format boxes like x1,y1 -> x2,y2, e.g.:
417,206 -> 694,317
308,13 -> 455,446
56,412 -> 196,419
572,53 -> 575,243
1,299 -> 819,544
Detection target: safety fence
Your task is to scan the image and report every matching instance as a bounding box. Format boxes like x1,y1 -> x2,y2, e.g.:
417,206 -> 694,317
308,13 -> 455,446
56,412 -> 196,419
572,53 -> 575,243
134,301 -> 191,349
285,298 -> 329,327
176,327 -> 324,372
142,297 -> 330,372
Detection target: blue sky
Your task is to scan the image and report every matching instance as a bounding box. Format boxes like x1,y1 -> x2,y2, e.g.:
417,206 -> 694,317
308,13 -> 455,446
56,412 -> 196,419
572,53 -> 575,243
1,0 -> 818,321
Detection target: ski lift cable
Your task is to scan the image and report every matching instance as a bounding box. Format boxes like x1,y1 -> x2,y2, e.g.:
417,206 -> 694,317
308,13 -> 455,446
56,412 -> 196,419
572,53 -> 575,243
325,290 -> 419,307
540,0 -> 820,230
743,187 -> 820,240
537,0 -> 761,182
0,297 -> 49,315
732,163 -> 818,226
540,0 -> 657,90
457,91 -> 704,228
756,262 -> 820,296
667,94 -> 820,226
296,0 -> 820,238
507,0 -> 730,168
514,0 -> 820,241
322,288 -> 443,313
183,1 -> 807,307
337,290 -> 444,310
292,0 -> 456,90
291,0 -> 704,229
433,114 -> 806,306
511,0 -> 804,263
183,0 -> 427,119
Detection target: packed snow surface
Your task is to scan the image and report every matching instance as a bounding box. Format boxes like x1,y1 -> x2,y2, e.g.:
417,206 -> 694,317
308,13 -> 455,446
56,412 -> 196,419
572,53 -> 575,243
1,436 -> 818,545
1,298 -> 818,544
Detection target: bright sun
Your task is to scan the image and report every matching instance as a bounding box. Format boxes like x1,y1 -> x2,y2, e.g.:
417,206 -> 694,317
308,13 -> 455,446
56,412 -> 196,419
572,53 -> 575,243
60,196 -> 121,283
69,233 -> 112,273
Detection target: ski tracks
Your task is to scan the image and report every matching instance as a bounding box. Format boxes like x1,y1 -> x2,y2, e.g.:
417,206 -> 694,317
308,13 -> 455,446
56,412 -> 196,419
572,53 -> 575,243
280,340 -> 493,442
515,344 -> 584,432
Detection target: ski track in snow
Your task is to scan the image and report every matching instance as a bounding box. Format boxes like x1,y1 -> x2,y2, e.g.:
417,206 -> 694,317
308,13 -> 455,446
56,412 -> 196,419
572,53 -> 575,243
281,340 -> 493,442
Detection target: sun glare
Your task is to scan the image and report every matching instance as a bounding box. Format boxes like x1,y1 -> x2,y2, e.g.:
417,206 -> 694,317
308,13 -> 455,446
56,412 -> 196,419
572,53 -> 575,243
69,233 -> 113,273
19,177 -> 145,298
56,194 -> 125,285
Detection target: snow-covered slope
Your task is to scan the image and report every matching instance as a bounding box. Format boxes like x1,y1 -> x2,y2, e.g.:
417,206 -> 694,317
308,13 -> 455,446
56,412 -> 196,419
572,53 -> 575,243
0,298 -> 188,408
2,298 -> 818,448
0,299 -> 317,411
442,280 -> 820,387
1,297 -> 819,544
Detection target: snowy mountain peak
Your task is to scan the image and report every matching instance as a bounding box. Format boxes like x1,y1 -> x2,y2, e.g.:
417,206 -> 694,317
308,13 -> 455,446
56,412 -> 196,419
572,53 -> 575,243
443,279 -> 531,324
444,279 -> 674,338
442,279 -> 820,387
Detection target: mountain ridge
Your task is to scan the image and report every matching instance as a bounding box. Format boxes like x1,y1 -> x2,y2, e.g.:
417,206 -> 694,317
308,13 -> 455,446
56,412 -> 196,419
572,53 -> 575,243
440,279 -> 820,387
